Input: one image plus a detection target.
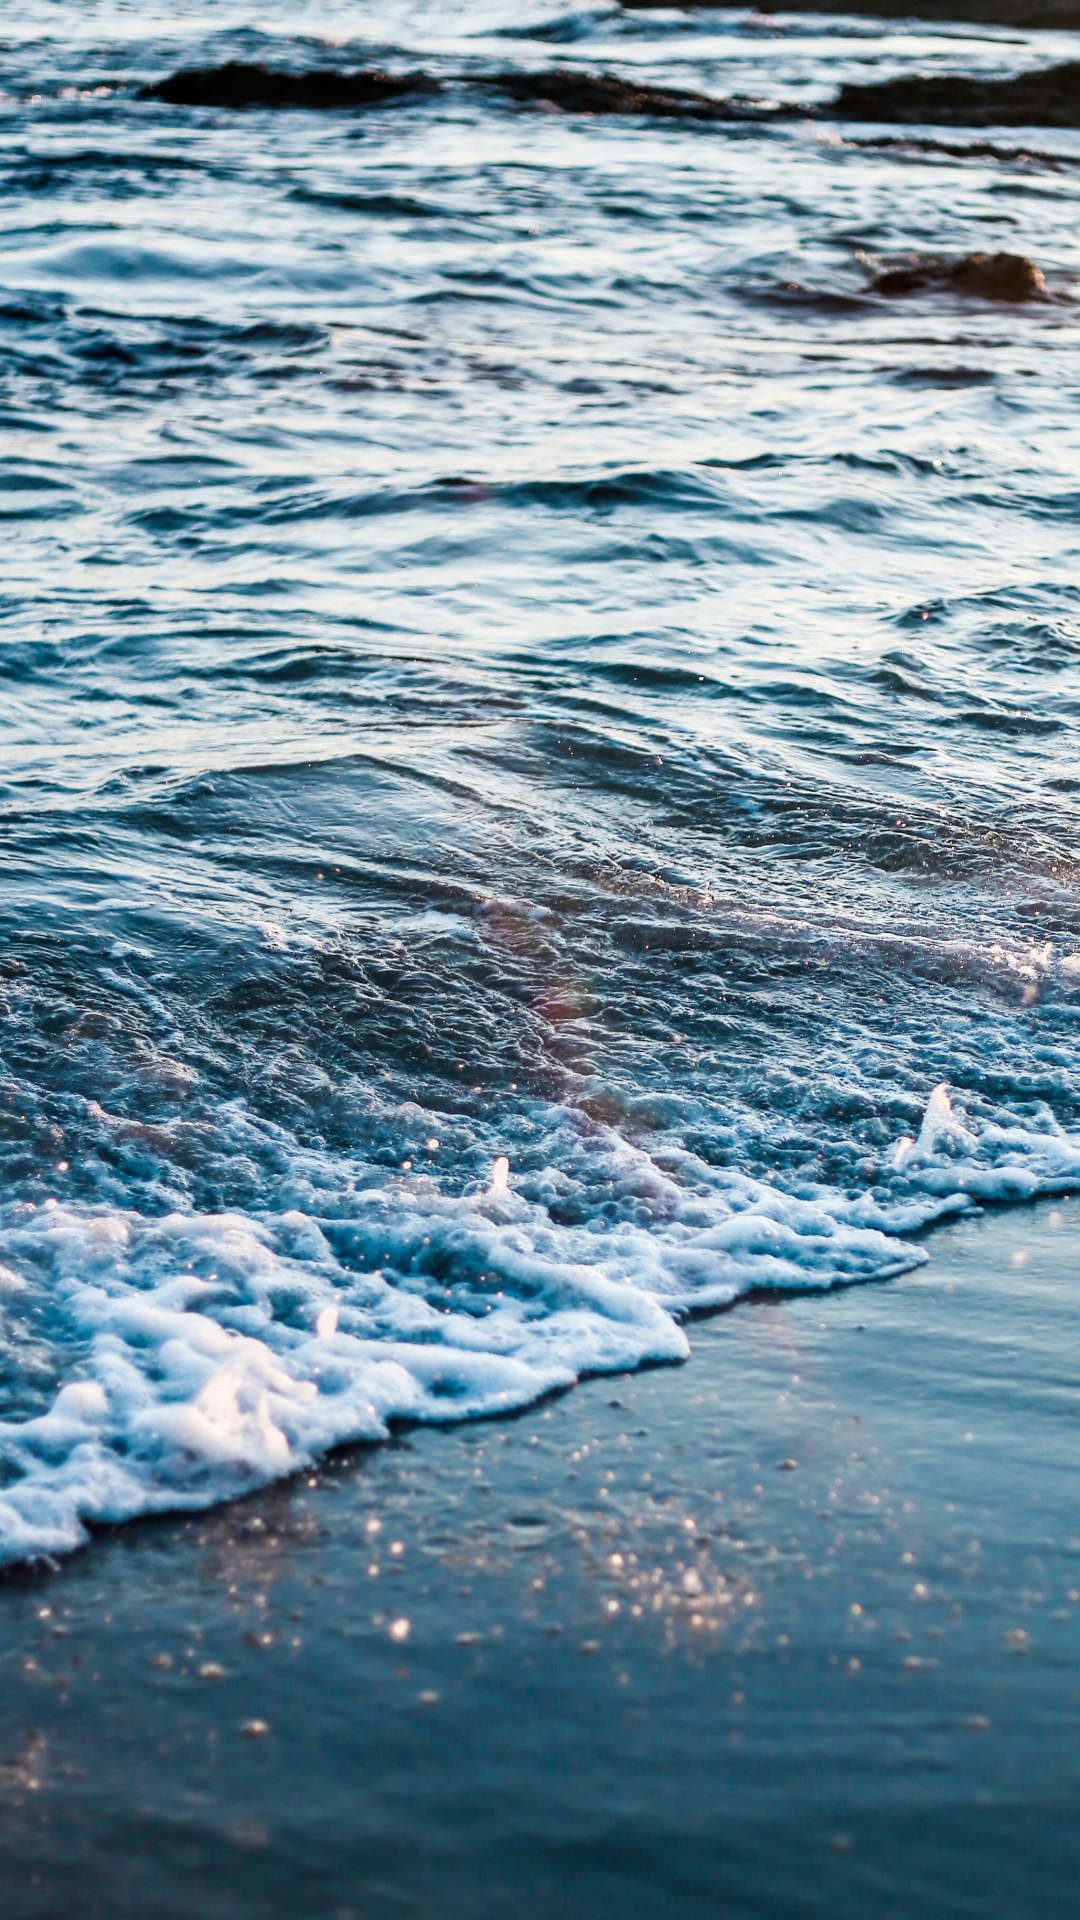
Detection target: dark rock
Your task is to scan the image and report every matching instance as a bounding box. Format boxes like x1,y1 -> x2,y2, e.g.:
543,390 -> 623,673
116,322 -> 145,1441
139,63 -> 439,110
624,0 -> 1080,24
949,253 -> 1046,300
139,61 -> 764,122
475,69 -> 743,121
871,262 -> 946,297
831,59 -> 1080,129
870,252 -> 1045,302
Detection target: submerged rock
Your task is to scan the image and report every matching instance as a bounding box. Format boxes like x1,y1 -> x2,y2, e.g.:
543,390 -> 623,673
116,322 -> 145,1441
139,61 -> 761,122
831,59 -> 1080,129
137,54 -> 1079,136
870,252 -> 1045,301
625,0 -> 1080,23
475,69 -> 743,121
139,63 -> 439,110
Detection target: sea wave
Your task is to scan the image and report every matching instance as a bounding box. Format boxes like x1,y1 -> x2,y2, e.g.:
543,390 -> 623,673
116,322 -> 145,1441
0,1078 -> 1078,1562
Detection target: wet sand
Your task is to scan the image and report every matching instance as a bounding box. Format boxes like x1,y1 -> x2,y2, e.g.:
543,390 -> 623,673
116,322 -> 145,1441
0,1200 -> 1077,1918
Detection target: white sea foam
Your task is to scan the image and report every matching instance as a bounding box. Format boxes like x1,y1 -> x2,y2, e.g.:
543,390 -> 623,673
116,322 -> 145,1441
0,1086 -> 1077,1565
891,1083 -> 1080,1201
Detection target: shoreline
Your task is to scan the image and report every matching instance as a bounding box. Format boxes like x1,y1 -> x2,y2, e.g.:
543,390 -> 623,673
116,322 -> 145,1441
0,1197 -> 1077,1916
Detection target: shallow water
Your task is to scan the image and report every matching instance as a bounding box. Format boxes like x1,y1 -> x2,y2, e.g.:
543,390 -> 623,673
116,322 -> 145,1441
2,1 -> 1080,1561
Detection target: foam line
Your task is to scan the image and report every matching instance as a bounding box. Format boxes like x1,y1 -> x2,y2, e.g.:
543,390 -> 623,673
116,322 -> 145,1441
0,1087 -> 1078,1564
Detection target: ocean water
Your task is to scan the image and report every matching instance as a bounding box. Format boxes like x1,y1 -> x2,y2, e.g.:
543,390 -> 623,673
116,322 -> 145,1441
2,0 -> 1080,1565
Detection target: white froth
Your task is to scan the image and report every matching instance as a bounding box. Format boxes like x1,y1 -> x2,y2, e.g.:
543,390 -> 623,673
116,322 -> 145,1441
888,1084 -> 1080,1202
0,1086 -> 1078,1565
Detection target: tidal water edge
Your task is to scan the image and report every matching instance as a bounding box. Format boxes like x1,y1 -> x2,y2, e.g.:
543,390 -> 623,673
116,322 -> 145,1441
1,0 -> 1079,1907
0,1204 -> 1077,1918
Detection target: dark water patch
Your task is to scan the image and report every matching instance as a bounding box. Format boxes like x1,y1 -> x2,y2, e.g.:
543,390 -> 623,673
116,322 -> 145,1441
968,487 -> 1080,524
288,186 -> 457,220
201,467 -> 735,531
0,305 -> 330,398
412,281 -> 606,312
776,495 -> 893,535
976,621 -> 1080,664
110,454 -> 241,486
831,61 -> 1080,131
872,661 -> 944,703
899,581 -> 1080,632
473,469 -> 730,513
492,9 -> 618,41
0,465 -> 71,495
2,149 -> 212,198
590,661 -> 721,693
958,708 -> 1063,735
891,366 -> 998,387
740,280 -> 873,315
0,297 -> 67,328
697,453 -> 784,473
851,134 -> 1078,172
